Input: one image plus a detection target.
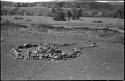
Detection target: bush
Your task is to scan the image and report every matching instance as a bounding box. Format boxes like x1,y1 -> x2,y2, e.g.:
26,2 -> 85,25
51,8 -> 66,21
72,7 -> 82,20
1,19 -> 10,25
25,19 -> 32,21
113,7 -> 124,19
14,17 -> 24,20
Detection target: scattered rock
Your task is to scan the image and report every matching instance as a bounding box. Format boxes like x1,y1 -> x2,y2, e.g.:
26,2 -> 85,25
10,42 -> 97,61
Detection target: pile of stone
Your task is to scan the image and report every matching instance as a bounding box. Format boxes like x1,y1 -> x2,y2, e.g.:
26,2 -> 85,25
10,43 -> 81,61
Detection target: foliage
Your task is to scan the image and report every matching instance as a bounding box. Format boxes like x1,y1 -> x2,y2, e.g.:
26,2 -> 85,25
71,7 -> 82,20
1,19 -> 10,25
1,1 -> 124,19
112,7 -> 124,19
51,7 -> 66,21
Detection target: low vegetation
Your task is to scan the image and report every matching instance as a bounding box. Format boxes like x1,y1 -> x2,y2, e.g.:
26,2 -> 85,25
1,1 -> 124,19
14,17 -> 24,20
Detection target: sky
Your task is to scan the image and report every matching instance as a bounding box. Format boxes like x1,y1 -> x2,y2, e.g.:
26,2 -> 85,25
1,0 -> 124,2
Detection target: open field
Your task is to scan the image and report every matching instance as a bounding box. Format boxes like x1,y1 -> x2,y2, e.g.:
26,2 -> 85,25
2,16 -> 124,26
1,16 -> 124,80
2,7 -> 51,16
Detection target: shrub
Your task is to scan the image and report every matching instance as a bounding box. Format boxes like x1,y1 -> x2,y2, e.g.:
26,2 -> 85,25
113,7 -> 124,19
72,7 -> 82,20
1,19 -> 10,25
14,17 -> 24,20
51,7 -> 66,21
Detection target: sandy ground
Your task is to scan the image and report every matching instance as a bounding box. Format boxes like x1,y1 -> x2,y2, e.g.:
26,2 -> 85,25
1,16 -> 124,80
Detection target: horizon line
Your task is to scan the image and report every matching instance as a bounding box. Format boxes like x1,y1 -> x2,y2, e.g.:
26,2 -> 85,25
1,0 -> 124,3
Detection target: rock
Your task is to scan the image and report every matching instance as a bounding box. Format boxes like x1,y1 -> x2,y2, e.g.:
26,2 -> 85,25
61,52 -> 66,55
1,37 -> 3,41
55,49 -> 62,53
51,59 -> 55,61
39,55 -> 43,60
17,54 -> 24,59
23,55 -> 29,60
11,48 -> 20,58
32,50 -> 38,54
10,42 -> 83,61
88,43 -> 97,47
53,55 -> 59,59
24,43 -> 28,46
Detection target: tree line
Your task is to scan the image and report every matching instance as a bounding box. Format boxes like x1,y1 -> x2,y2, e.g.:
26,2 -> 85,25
51,7 -> 83,21
1,1 -> 124,19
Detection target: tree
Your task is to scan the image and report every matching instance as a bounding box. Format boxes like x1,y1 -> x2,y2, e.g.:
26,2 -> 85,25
51,3 -> 66,21
10,7 -> 20,15
71,7 -> 82,20
77,7 -> 82,19
67,10 -> 72,21
72,8 -> 77,20
113,7 -> 124,19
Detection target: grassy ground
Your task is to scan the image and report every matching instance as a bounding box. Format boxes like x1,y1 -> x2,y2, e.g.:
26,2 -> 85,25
2,7 -> 51,16
1,16 -> 124,80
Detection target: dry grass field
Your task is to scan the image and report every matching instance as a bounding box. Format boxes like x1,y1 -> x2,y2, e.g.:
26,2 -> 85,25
3,7 -> 51,16
1,16 -> 124,80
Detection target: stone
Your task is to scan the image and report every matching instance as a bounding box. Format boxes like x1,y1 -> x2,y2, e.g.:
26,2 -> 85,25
10,42 -> 84,61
